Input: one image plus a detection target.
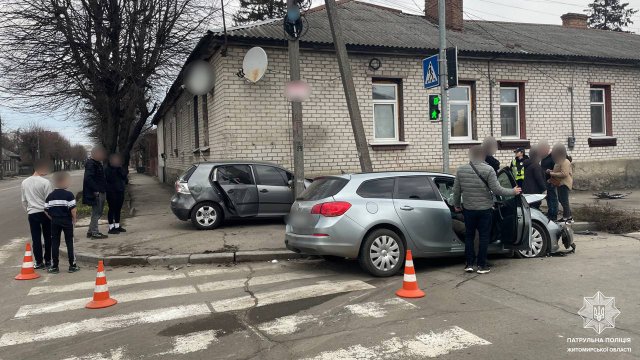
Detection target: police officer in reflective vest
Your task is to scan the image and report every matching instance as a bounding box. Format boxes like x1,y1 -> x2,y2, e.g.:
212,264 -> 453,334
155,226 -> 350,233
510,147 -> 528,189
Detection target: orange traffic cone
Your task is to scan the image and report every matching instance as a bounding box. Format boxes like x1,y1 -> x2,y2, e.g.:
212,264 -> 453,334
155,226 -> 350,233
15,243 -> 40,280
86,260 -> 117,309
395,250 -> 425,298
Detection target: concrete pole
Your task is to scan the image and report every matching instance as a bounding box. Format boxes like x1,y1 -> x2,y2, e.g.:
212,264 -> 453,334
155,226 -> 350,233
438,0 -> 450,173
325,0 -> 373,172
0,115 -> 4,180
288,39 -> 305,198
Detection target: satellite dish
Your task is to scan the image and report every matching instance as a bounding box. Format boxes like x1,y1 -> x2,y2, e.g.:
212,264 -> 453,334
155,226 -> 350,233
185,60 -> 215,95
242,47 -> 268,83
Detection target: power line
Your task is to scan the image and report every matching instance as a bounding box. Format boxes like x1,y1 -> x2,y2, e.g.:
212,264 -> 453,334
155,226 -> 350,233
475,0 -> 564,17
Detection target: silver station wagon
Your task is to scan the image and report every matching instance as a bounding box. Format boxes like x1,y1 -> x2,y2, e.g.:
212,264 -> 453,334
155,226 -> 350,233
285,170 -> 573,276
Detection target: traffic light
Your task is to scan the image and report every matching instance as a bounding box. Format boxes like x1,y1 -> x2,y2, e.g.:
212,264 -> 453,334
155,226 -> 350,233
429,94 -> 441,121
284,0 -> 304,39
446,47 -> 458,88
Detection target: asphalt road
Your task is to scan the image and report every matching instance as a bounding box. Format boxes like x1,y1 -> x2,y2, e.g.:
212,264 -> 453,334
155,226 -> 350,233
0,171 -> 84,245
0,232 -> 637,359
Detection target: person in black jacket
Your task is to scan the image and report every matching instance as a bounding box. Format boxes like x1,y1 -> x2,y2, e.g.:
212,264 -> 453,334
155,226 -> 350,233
83,146 -> 108,239
522,146 -> 546,209
482,136 -> 500,172
105,154 -> 128,234
539,141 -> 558,220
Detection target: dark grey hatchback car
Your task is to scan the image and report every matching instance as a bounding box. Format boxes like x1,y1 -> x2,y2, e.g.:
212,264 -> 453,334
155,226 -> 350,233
171,161 -> 302,229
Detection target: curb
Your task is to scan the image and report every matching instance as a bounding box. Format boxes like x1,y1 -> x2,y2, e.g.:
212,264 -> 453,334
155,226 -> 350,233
60,248 -> 304,266
570,221 -> 598,233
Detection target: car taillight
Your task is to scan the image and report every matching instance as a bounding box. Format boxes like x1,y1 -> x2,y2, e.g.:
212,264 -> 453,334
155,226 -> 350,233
175,181 -> 190,194
310,201 -> 351,217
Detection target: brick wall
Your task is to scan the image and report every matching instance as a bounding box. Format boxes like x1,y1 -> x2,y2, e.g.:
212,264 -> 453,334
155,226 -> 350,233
159,45 -> 640,188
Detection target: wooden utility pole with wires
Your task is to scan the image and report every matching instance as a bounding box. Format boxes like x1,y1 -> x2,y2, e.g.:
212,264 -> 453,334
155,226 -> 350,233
324,0 -> 373,172
285,0 -> 305,197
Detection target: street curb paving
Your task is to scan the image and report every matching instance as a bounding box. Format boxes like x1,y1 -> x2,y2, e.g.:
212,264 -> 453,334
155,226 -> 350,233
570,221 -> 598,233
61,248 -> 304,266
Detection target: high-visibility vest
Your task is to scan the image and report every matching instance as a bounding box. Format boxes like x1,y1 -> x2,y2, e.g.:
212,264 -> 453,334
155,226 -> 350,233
512,159 -> 525,181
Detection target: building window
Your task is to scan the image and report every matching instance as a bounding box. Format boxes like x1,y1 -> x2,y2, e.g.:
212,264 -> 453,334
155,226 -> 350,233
590,86 -> 610,136
372,82 -> 400,142
193,96 -> 200,149
500,87 -> 520,138
449,85 -> 473,141
202,94 -> 209,147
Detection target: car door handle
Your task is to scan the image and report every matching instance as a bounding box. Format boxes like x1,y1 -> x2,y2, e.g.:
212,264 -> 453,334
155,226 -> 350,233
400,205 -> 414,211
260,189 -> 269,193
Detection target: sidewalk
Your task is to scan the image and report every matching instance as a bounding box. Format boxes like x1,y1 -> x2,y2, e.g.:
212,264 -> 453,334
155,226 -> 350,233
69,173 -> 300,266
569,189 -> 640,212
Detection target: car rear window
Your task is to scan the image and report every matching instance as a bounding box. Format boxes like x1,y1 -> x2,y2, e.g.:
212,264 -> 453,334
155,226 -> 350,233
298,177 -> 348,201
179,165 -> 198,182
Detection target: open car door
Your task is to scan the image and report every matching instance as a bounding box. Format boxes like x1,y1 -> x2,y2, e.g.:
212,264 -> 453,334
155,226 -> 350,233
495,168 -> 532,251
212,164 -> 258,217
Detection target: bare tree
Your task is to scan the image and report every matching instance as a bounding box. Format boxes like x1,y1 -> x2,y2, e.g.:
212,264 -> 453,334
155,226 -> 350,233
0,0 -> 217,165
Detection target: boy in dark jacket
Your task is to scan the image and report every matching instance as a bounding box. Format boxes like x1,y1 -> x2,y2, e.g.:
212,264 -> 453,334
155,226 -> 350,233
83,146 -> 108,239
45,171 -> 79,273
105,154 -> 128,234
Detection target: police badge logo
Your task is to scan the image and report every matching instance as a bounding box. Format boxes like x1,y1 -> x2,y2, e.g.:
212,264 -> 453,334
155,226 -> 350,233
578,291 -> 621,334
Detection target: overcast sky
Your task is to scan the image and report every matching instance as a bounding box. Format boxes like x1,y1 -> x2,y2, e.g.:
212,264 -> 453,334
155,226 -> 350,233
2,0 -> 639,146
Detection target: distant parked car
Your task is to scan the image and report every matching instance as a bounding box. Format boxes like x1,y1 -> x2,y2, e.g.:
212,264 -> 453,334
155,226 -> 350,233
171,161 -> 309,230
285,170 -> 573,277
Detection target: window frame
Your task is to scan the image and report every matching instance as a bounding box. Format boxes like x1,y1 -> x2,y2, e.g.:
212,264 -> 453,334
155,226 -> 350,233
371,82 -> 400,143
356,177 -> 395,199
449,84 -> 473,142
393,176 -> 439,201
253,165 -> 289,187
193,96 -> 200,149
499,86 -> 521,139
589,87 -> 607,136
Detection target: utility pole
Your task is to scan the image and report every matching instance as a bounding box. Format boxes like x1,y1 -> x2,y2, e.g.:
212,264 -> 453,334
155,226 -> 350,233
286,0 -> 305,197
325,0 -> 373,172
438,0 -> 450,173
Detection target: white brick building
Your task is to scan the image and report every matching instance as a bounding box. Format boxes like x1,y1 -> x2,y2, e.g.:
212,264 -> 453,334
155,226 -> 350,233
153,0 -> 640,189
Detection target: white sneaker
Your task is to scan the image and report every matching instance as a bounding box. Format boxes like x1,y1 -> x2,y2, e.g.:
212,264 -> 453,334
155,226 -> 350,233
464,265 -> 474,273
476,267 -> 491,274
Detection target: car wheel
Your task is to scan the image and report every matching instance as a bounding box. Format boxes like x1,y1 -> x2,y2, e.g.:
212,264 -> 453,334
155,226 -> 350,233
358,229 -> 405,277
190,202 -> 223,230
518,222 -> 548,258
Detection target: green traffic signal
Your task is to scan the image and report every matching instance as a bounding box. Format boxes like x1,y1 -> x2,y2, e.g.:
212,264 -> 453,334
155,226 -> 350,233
428,94 -> 441,121
432,96 -> 440,106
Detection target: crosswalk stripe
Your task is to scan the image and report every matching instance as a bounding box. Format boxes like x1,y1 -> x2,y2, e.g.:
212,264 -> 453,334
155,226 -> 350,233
344,298 -> 417,318
157,330 -> 220,355
60,347 -> 127,360
0,304 -> 211,347
211,280 -> 375,312
27,263 -> 316,296
27,267 -> 246,296
16,272 -> 333,318
15,286 -> 197,318
302,326 -> 491,359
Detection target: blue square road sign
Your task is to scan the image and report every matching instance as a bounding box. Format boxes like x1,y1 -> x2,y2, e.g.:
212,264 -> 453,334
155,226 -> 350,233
422,54 -> 440,89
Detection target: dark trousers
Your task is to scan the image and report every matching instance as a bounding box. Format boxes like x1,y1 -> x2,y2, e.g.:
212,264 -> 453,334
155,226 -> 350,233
546,183 -> 558,220
51,219 -> 75,267
28,212 -> 51,265
557,185 -> 572,219
463,209 -> 493,268
106,191 -> 124,224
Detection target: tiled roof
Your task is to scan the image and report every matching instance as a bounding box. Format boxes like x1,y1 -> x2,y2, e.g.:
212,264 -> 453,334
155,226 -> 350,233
2,148 -> 20,160
211,0 -> 640,62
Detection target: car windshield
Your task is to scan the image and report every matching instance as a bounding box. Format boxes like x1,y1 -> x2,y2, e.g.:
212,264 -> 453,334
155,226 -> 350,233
179,165 -> 197,182
298,177 -> 348,201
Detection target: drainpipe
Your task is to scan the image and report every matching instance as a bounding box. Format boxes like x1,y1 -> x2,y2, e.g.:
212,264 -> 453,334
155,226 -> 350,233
568,62 -> 576,150
488,59 -> 495,136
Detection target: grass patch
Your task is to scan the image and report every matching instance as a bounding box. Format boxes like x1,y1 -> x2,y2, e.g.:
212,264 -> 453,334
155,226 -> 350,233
573,204 -> 640,234
75,191 -> 130,220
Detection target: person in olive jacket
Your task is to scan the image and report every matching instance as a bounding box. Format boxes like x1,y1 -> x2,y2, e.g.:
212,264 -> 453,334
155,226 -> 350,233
105,153 -> 129,234
83,146 -> 108,239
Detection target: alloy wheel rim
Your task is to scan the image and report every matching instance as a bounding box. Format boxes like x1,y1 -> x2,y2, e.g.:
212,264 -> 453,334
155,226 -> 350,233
195,206 -> 217,226
369,235 -> 400,271
519,227 -> 543,258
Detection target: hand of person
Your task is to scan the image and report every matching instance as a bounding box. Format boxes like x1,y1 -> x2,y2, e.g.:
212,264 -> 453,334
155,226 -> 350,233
545,169 -> 552,174
513,186 -> 522,195
454,206 -> 462,213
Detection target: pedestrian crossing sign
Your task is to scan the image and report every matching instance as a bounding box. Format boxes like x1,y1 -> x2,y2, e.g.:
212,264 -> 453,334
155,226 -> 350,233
422,54 -> 440,89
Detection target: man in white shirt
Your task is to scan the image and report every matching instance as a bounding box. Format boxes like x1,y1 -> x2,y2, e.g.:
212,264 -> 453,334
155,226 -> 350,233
21,159 -> 54,269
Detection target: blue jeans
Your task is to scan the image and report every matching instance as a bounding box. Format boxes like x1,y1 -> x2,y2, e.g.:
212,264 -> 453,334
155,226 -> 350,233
463,209 -> 493,268
546,183 -> 558,220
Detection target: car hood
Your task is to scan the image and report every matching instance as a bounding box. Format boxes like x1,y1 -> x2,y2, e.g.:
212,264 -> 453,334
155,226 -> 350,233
523,194 -> 546,204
